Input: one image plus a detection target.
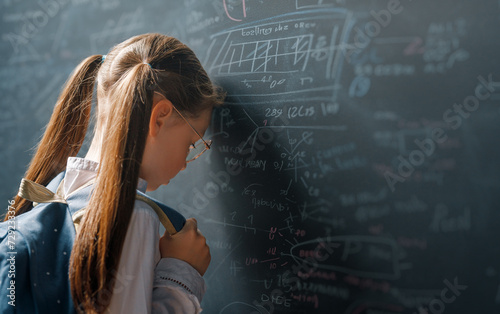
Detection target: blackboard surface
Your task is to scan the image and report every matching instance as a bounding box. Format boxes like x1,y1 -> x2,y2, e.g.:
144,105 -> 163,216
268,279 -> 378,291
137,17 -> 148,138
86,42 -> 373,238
1,1 -> 500,313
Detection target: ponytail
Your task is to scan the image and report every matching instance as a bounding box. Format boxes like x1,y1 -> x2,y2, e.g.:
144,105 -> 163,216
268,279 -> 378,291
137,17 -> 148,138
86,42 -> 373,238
70,61 -> 153,312
5,55 -> 102,220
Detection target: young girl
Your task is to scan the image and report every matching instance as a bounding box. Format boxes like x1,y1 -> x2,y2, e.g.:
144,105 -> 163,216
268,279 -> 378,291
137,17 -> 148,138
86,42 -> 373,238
5,33 -> 224,313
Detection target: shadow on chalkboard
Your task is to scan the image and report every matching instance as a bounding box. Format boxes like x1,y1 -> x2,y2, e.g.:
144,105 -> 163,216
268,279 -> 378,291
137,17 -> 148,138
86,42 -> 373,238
202,103 -> 320,313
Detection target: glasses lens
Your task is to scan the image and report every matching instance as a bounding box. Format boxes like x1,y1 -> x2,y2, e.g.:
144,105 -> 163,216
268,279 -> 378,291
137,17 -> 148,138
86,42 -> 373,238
186,139 -> 209,162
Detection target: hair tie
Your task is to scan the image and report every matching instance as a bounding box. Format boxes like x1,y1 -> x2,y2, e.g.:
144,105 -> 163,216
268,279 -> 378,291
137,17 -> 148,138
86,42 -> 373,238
101,55 -> 106,63
143,61 -> 152,69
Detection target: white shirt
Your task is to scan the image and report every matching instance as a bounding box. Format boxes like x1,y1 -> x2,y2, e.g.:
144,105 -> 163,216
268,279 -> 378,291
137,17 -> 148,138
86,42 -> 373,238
64,157 -> 205,313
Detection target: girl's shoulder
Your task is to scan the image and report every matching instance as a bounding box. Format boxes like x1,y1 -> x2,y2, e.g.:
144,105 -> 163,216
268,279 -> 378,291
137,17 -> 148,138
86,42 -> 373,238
134,192 -> 186,234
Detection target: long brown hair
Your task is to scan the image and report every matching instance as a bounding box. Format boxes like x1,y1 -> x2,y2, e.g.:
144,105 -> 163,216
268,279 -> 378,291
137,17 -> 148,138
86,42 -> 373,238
8,33 -> 223,312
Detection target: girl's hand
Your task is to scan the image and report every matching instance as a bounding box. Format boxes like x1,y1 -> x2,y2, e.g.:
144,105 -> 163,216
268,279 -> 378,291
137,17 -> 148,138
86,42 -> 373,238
159,218 -> 211,276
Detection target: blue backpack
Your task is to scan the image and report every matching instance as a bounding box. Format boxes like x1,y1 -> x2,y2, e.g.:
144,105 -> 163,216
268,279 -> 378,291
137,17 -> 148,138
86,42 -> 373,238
0,171 -> 185,313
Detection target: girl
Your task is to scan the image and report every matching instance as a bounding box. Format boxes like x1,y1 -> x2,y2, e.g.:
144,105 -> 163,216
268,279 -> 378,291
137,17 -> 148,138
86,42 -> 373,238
5,33 -> 224,313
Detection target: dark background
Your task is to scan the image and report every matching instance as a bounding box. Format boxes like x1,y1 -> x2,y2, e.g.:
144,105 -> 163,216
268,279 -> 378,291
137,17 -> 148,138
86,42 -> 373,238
1,1 -> 499,313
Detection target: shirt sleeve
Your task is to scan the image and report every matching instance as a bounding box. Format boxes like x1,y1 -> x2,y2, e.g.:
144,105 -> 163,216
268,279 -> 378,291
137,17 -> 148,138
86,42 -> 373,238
152,258 -> 206,313
106,201 -> 206,313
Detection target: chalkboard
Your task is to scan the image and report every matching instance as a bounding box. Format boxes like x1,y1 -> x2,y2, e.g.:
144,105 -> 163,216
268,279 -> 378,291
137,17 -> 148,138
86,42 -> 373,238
1,1 -> 500,313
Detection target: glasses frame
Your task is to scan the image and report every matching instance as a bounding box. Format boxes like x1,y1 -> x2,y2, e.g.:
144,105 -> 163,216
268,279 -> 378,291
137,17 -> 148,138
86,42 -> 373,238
154,92 -> 211,162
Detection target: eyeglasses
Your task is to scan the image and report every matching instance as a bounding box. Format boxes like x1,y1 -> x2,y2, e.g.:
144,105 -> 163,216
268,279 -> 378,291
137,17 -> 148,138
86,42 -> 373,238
170,104 -> 212,163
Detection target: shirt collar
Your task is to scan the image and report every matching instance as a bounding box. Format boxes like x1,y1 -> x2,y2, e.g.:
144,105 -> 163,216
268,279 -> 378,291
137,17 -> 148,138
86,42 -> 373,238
66,157 -> 148,193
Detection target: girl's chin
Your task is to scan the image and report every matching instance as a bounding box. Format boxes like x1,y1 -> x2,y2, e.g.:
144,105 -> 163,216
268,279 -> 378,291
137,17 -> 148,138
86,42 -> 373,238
146,180 -> 170,192
145,181 -> 164,192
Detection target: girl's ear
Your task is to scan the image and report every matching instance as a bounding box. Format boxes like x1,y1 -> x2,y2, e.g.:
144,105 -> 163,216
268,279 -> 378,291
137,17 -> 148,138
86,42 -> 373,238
149,97 -> 174,138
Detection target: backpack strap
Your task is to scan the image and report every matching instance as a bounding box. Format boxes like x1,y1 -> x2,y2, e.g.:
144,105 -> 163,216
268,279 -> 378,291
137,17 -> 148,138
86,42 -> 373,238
136,194 -> 179,235
18,177 -> 182,235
